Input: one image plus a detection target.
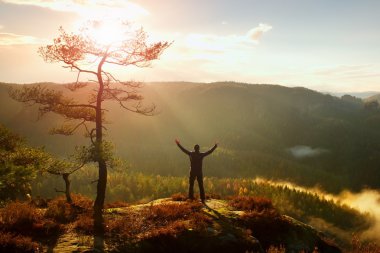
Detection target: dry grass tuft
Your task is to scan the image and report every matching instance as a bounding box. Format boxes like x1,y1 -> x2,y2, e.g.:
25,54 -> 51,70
0,201 -> 42,230
171,193 -> 187,201
105,201 -> 129,208
75,213 -> 94,234
229,196 -> 275,213
107,200 -> 211,245
70,194 -> 93,210
146,201 -> 203,221
0,201 -> 61,237
45,198 -> 76,223
0,232 -> 39,253
45,194 -> 93,223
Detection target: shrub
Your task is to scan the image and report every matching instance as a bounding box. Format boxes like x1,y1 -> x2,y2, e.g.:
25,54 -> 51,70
0,201 -> 41,231
0,201 -> 61,237
229,196 -> 275,212
143,220 -> 186,239
146,201 -> 203,221
45,198 -> 76,223
0,232 -> 39,253
107,211 -> 146,240
45,194 -> 93,223
171,193 -> 187,201
189,212 -> 212,230
107,200 -> 211,244
75,213 -> 94,234
70,194 -> 93,211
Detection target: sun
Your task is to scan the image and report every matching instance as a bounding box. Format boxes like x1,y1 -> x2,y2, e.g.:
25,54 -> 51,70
87,20 -> 126,46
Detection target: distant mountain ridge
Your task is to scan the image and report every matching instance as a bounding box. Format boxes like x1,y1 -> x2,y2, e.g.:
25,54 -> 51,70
328,91 -> 380,99
1,81 -> 380,193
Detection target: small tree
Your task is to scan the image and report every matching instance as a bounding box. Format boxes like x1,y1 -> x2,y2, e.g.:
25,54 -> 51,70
10,21 -> 170,230
0,124 -> 49,203
47,160 -> 82,204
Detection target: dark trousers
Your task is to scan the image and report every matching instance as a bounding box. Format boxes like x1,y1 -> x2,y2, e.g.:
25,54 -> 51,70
189,171 -> 205,201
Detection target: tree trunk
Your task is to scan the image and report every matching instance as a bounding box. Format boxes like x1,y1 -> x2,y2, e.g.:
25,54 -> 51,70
94,159 -> 107,233
62,173 -> 72,204
93,56 -> 107,234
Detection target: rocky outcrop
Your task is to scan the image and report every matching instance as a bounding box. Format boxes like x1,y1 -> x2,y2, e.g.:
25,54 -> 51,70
45,198 -> 341,253
106,198 -> 341,253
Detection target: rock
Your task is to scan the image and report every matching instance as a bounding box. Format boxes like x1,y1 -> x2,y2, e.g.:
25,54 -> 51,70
46,198 -> 341,253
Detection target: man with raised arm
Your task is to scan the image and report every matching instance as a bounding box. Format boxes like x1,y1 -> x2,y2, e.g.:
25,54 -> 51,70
175,139 -> 218,203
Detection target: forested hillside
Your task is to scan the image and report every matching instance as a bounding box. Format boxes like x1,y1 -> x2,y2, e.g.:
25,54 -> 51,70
1,82 -> 380,193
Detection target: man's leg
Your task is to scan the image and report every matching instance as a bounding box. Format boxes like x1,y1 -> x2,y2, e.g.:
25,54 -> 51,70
188,172 -> 196,200
197,173 -> 205,202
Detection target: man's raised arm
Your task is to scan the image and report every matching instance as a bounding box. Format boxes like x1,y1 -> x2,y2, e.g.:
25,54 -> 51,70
175,139 -> 191,155
203,143 -> 218,156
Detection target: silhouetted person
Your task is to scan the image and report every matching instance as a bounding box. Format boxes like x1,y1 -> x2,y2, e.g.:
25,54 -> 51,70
175,139 -> 218,203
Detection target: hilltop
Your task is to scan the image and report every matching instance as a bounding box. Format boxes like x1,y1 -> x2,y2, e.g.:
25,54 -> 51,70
2,82 -> 380,192
0,195 -> 342,253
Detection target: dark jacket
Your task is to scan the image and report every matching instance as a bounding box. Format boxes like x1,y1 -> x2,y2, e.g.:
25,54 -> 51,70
177,143 -> 217,173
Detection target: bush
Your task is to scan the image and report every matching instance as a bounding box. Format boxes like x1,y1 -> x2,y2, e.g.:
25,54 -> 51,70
75,213 -> 94,234
146,201 -> 203,222
107,200 -> 211,243
45,194 -> 93,223
171,193 -> 187,201
143,220 -> 186,239
70,194 -> 93,210
0,201 -> 61,236
45,198 -> 76,223
0,201 -> 41,231
229,196 -> 275,212
0,232 -> 39,253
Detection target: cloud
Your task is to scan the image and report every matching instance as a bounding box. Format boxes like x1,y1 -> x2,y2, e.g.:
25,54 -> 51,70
183,23 -> 273,54
287,145 -> 329,158
0,32 -> 45,46
314,65 -> 380,79
1,0 -> 149,19
247,23 -> 273,41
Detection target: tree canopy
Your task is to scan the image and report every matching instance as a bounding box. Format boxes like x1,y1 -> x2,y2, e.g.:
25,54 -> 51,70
0,124 -> 49,203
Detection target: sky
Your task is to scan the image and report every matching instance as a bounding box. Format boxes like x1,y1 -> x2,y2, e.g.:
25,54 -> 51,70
0,0 -> 379,92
